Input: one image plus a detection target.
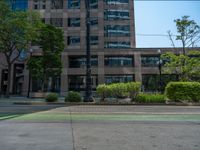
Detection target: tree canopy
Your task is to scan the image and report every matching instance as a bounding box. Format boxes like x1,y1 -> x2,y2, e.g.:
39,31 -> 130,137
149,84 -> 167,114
27,24 -> 64,92
0,1 -> 43,97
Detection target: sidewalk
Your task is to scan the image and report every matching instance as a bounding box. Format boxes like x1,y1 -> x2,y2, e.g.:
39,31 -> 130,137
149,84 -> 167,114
0,96 -> 65,104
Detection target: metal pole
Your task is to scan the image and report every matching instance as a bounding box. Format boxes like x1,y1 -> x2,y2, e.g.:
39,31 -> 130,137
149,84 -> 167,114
84,0 -> 93,102
157,49 -> 162,93
159,56 -> 162,93
27,51 -> 32,98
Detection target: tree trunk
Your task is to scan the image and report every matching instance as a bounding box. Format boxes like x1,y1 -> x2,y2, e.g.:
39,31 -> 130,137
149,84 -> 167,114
5,64 -> 11,98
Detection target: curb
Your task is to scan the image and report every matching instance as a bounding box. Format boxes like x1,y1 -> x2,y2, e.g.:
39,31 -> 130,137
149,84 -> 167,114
12,102 -> 200,106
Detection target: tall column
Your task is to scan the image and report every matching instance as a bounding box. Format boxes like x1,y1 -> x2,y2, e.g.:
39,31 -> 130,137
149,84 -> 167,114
0,68 -> 2,95
60,52 -> 68,96
134,52 -> 142,82
22,64 -> 29,96
9,64 -> 14,94
98,52 -> 105,84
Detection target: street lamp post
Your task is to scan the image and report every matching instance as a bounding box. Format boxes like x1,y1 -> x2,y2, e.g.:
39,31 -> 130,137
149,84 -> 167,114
84,0 -> 93,102
27,48 -> 33,98
157,49 -> 162,93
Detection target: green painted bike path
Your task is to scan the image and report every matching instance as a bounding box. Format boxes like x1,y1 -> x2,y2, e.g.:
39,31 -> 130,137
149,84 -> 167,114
1,112 -> 200,122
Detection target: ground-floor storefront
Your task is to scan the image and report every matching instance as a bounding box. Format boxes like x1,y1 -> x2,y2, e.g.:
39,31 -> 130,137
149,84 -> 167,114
0,48 -> 199,97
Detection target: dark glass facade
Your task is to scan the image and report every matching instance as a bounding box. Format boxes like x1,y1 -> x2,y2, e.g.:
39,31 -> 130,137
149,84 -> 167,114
105,75 -> 134,84
105,56 -> 134,67
142,74 -> 178,92
104,25 -> 130,37
67,36 -> 80,46
104,9 -> 129,20
104,0 -> 129,4
68,18 -> 80,27
69,56 -> 98,68
68,75 -> 98,91
105,42 -> 130,48
8,0 -> 28,10
68,0 -> 80,9
141,55 -> 159,67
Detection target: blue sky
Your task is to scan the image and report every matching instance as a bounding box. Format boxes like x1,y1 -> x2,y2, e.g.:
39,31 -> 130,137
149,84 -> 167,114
134,0 -> 200,48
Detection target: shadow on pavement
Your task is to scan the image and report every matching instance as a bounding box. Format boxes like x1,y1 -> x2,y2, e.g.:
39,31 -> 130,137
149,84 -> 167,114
0,104 -> 66,121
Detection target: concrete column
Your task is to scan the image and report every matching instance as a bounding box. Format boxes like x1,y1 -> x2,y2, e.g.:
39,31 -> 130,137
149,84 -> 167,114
60,52 -> 68,96
134,52 -> 142,82
22,64 -> 29,96
98,52 -> 105,85
0,68 -> 2,95
9,64 -> 14,94
98,0 -> 104,49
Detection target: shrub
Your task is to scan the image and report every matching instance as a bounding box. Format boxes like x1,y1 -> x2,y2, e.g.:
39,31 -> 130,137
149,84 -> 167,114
135,93 -> 166,103
96,82 -> 141,100
165,82 -> 200,102
65,91 -> 82,102
45,93 -> 58,102
96,84 -> 112,101
126,82 -> 141,100
109,83 -> 129,98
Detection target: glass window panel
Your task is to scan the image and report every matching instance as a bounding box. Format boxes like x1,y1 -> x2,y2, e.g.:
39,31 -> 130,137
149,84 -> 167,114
68,0 -> 80,9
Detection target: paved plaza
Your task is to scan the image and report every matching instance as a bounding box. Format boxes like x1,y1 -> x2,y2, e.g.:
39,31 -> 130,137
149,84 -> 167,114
0,104 -> 200,150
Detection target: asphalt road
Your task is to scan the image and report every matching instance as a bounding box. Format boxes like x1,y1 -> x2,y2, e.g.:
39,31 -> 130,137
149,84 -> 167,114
0,104 -> 200,150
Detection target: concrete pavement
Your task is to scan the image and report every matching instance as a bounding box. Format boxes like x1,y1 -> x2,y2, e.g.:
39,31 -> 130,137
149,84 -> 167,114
0,105 -> 200,150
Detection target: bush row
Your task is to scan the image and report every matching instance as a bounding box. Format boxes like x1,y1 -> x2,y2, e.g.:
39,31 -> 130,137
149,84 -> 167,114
135,93 -> 166,103
45,91 -> 82,102
165,82 -> 200,102
45,82 -> 200,103
96,82 -> 141,101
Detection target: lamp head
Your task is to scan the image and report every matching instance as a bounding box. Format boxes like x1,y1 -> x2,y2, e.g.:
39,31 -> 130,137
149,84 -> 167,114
157,49 -> 161,54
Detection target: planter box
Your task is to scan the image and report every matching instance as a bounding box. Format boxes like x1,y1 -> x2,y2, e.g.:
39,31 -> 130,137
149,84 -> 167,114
30,92 -> 48,98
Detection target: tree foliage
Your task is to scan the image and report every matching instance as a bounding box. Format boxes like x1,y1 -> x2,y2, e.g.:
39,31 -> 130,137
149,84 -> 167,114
0,1 -> 42,97
27,24 -> 64,92
163,16 -> 200,82
168,16 -> 200,54
161,51 -> 200,81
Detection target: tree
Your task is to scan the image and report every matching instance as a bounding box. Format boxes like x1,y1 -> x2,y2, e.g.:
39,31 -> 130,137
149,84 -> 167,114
162,16 -> 200,81
0,1 -> 42,97
162,51 -> 200,81
27,24 -> 64,92
168,16 -> 200,54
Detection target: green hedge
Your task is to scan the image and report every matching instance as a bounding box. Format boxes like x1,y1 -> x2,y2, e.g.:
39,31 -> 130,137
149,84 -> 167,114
96,82 -> 141,101
135,93 -> 166,103
65,91 -> 82,102
45,93 -> 58,102
165,82 -> 200,102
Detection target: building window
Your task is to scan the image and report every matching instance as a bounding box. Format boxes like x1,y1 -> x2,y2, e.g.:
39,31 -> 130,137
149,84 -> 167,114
51,0 -> 63,9
105,41 -> 130,48
104,25 -> 130,37
105,75 -> 134,84
33,0 -> 46,10
105,56 -> 134,67
68,0 -> 80,9
67,36 -> 80,46
50,18 -> 63,27
90,0 -> 98,9
90,18 -> 98,26
142,74 -> 178,92
141,55 -> 160,67
8,0 -> 28,10
104,0 -> 129,5
104,9 -> 129,20
32,77 -> 60,92
68,75 -> 98,91
90,36 -> 98,45
69,56 -> 98,68
68,18 -> 80,27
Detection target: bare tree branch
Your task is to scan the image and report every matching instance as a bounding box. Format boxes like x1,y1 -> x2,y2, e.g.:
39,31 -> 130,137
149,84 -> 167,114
167,30 -> 176,49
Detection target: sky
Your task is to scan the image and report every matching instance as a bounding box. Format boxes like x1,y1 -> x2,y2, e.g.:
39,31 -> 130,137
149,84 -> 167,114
134,0 -> 200,48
